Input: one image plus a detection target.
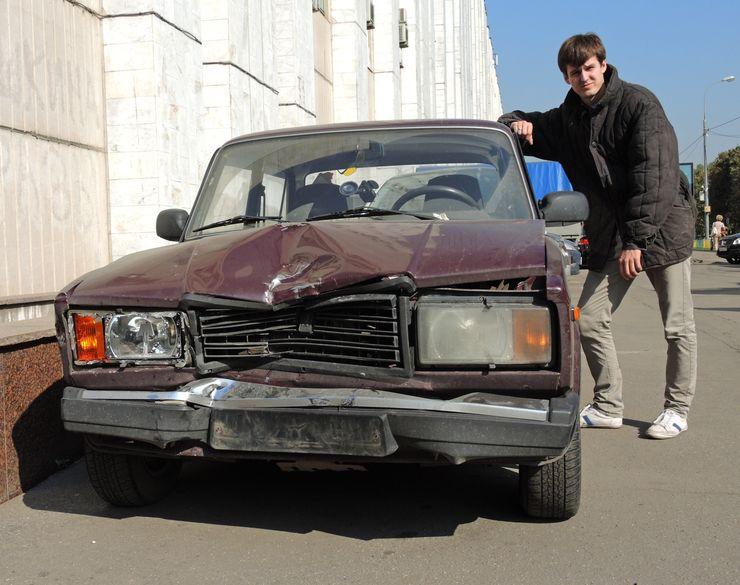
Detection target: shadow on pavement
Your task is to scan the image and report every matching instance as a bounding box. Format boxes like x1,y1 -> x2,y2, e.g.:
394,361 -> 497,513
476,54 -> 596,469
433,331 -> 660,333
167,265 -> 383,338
22,459 -> 538,539
622,418 -> 652,436
691,287 -> 740,295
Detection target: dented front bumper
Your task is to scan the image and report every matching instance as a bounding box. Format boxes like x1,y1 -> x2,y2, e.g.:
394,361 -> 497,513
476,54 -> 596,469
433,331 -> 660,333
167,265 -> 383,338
61,378 -> 579,465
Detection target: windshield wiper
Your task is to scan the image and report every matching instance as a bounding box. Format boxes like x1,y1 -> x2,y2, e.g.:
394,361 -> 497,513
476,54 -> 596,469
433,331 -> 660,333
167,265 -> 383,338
193,214 -> 283,233
307,207 -> 438,222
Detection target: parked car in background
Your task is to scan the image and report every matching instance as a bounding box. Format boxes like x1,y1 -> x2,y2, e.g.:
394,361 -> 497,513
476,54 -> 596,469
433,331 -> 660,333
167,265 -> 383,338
717,232 -> 740,264
577,236 -> 590,269
56,120 -> 589,519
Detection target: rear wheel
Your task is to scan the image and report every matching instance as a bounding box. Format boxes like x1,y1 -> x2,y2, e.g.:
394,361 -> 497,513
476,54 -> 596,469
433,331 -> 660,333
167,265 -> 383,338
85,441 -> 182,506
728,257 -> 740,264
519,424 -> 581,519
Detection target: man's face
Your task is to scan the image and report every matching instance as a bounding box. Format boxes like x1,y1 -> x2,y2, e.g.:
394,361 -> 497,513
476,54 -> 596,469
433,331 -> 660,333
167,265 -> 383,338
564,56 -> 607,101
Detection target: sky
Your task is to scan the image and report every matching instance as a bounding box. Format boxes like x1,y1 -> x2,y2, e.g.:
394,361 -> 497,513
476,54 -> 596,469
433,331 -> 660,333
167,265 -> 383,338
484,0 -> 740,169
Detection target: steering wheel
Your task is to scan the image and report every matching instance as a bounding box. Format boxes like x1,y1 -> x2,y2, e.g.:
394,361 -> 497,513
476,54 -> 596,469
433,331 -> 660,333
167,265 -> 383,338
391,184 -> 481,211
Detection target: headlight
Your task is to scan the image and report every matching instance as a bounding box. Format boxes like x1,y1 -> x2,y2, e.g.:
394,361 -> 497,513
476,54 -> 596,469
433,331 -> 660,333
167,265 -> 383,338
70,310 -> 184,363
733,238 -> 740,246
417,301 -> 552,366
106,312 -> 182,359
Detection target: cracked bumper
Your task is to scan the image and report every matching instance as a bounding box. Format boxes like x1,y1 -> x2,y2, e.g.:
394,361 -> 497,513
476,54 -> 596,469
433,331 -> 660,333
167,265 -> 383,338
62,378 -> 579,464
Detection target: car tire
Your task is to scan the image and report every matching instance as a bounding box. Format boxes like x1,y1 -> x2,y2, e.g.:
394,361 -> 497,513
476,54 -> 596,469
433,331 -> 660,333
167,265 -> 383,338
85,441 -> 182,507
728,257 -> 740,265
519,423 -> 581,520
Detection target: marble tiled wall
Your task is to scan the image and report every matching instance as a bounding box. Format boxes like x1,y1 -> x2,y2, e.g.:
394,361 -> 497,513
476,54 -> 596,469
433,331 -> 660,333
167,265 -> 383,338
274,0 -> 316,129
313,8 -> 334,125
103,1 -> 202,259
400,0 -> 420,119
371,0 -> 401,121
0,0 -> 109,299
396,0 -> 501,121
200,0 -> 280,173
330,0 -> 370,122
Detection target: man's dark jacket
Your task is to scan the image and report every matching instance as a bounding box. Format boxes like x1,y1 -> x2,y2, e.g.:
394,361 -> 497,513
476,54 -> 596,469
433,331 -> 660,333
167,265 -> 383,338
499,65 -> 695,270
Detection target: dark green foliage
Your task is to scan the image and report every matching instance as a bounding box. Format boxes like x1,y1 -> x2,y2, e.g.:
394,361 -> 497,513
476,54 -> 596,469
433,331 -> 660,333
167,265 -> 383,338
708,147 -> 740,232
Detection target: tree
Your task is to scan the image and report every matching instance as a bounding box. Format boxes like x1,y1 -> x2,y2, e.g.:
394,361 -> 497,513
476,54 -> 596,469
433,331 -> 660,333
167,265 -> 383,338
707,146 -> 740,233
694,164 -> 705,236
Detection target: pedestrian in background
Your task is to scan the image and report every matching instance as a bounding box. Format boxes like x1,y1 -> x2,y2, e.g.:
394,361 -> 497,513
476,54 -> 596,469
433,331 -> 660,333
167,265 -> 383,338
711,214 -> 727,250
499,33 -> 697,439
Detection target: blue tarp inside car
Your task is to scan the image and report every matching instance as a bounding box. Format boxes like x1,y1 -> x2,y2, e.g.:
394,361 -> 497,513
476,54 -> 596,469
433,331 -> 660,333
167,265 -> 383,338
526,161 -> 572,201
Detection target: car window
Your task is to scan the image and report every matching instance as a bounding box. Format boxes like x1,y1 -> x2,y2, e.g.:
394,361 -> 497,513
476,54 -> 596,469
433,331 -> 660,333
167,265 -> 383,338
186,127 -> 534,238
201,168 -> 252,226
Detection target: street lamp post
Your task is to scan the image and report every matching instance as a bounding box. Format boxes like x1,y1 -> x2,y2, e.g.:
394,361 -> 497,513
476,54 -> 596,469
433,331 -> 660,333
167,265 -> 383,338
703,75 -> 735,240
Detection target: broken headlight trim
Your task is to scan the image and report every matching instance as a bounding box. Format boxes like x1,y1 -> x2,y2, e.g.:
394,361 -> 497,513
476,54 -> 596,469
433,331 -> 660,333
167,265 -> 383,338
416,301 -> 552,366
69,310 -> 185,363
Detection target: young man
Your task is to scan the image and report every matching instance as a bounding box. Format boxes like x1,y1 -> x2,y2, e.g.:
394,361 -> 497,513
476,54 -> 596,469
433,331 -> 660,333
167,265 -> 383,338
499,33 -> 697,439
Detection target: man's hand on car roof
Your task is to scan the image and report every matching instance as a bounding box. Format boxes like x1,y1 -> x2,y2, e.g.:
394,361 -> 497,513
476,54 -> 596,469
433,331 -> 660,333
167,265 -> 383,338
510,120 -> 534,146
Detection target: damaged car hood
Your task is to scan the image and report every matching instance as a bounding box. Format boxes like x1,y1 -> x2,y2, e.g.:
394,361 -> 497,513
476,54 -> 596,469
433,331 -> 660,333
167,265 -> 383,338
67,220 -> 547,307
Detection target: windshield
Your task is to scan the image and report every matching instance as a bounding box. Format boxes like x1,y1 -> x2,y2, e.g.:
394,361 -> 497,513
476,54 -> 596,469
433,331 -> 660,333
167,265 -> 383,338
185,127 -> 534,238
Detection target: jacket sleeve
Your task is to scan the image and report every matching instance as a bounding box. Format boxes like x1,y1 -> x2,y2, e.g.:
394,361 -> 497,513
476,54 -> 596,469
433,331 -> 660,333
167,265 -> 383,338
498,108 -> 565,162
622,99 -> 680,247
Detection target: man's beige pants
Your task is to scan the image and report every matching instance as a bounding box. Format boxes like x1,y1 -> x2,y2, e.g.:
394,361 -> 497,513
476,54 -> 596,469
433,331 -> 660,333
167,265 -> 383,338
577,258 -> 697,418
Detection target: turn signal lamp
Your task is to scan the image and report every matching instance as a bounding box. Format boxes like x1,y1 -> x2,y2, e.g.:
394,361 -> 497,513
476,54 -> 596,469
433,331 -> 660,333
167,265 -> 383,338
73,314 -> 105,361
512,309 -> 552,363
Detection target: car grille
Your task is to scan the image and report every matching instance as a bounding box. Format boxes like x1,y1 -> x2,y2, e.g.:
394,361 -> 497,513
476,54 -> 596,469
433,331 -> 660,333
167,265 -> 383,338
196,296 -> 403,368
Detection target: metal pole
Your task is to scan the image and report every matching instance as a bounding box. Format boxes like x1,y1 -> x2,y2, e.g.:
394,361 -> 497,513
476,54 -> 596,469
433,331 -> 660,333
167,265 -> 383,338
703,97 -> 710,240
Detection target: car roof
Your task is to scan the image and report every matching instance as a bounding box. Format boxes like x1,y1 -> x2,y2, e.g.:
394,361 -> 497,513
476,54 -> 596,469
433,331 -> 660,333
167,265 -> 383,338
223,119 -> 512,148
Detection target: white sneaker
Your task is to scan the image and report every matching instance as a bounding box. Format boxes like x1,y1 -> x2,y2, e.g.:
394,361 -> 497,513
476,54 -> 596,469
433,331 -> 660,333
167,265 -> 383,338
645,409 -> 687,439
579,404 -> 623,428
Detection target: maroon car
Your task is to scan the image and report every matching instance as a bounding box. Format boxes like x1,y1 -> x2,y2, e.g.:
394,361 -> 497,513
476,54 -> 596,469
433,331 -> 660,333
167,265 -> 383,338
56,120 -> 588,518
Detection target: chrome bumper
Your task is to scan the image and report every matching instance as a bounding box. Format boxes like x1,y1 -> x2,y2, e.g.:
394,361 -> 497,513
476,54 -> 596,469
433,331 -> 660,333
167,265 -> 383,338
62,379 -> 579,464
73,377 -> 551,422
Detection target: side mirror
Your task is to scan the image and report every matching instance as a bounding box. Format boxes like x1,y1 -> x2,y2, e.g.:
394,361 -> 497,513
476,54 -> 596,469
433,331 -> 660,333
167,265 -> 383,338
156,209 -> 189,241
539,191 -> 589,225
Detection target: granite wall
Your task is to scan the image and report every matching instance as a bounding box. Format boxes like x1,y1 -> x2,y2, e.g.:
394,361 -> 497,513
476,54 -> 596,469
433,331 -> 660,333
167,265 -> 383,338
0,340 -> 81,505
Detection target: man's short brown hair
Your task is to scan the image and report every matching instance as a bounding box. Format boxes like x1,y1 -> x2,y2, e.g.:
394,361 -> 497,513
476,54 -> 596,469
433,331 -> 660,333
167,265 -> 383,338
557,33 -> 606,74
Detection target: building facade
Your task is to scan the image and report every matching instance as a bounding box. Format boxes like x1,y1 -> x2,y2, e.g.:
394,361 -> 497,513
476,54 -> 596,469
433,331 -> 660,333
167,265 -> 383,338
0,0 -> 502,323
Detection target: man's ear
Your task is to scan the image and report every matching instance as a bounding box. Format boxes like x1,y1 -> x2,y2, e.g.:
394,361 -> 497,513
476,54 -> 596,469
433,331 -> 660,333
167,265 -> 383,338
600,59 -> 608,73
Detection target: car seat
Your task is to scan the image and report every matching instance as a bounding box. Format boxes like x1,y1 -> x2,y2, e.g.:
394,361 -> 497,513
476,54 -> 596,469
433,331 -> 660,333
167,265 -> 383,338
286,183 -> 347,220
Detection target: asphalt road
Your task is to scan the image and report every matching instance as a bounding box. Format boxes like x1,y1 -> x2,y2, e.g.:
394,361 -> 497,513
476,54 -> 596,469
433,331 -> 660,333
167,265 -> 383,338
1,251 -> 738,585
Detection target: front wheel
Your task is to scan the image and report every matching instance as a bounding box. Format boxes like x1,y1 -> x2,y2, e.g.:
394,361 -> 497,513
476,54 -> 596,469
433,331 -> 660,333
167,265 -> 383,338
519,424 -> 581,519
727,257 -> 740,265
85,441 -> 182,506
